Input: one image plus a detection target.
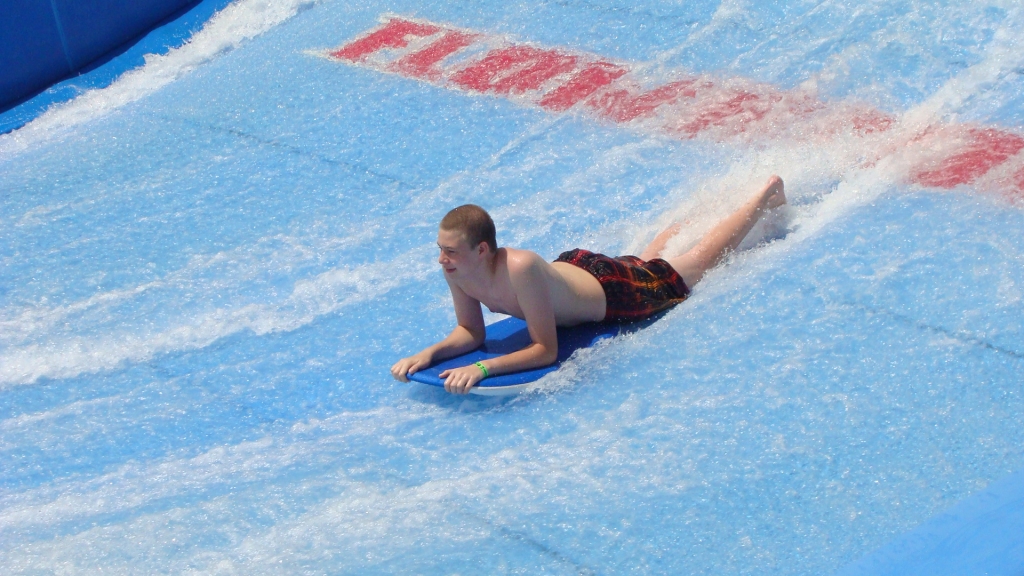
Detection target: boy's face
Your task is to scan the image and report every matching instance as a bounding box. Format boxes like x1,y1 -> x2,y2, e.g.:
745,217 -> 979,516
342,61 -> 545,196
437,228 -> 485,277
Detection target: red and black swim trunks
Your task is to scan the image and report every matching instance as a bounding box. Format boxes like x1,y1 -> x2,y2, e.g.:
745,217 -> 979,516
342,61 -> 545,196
554,248 -> 690,322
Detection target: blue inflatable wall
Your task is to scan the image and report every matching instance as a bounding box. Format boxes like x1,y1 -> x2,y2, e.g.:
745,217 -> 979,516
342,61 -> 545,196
0,0 -> 197,111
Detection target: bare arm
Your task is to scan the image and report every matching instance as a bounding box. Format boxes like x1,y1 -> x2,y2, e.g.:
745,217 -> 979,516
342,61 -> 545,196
440,254 -> 559,394
389,277 -> 487,382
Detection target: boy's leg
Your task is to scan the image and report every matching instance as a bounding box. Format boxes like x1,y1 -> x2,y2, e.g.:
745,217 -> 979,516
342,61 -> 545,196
666,175 -> 785,288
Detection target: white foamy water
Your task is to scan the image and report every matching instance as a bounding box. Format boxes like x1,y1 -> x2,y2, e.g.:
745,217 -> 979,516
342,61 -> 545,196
0,238 -> 432,386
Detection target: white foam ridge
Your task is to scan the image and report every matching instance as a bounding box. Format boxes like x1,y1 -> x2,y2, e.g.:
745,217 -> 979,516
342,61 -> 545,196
0,0 -> 319,156
0,404 -> 439,528
0,394 -> 127,451
0,230 -> 365,346
0,244 -> 433,387
905,4 -> 1024,127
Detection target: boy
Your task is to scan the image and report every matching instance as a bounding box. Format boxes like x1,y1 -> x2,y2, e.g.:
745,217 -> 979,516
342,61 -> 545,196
391,176 -> 786,394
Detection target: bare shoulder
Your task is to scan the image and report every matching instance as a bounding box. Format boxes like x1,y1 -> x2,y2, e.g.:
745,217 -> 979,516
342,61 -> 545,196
503,247 -> 547,277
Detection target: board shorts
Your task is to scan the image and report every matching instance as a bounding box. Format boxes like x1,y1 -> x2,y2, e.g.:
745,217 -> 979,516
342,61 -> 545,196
553,248 -> 690,322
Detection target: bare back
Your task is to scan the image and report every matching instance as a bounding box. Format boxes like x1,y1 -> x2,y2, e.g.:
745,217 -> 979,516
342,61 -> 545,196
452,248 -> 606,326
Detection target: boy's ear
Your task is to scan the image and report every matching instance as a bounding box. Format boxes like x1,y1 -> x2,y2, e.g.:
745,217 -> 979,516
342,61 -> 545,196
476,242 -> 488,255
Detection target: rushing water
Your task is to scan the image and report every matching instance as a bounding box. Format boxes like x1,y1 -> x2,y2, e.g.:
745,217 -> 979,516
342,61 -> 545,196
2,0 -> 1024,573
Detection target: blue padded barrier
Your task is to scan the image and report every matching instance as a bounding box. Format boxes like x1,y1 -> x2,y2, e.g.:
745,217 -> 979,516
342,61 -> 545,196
0,0 -> 198,111
0,1 -> 71,108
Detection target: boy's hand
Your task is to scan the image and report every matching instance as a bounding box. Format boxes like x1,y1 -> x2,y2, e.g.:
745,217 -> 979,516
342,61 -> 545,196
439,365 -> 485,394
390,352 -> 433,382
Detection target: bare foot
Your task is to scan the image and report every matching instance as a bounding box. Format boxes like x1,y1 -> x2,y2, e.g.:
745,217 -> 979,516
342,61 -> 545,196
762,175 -> 786,209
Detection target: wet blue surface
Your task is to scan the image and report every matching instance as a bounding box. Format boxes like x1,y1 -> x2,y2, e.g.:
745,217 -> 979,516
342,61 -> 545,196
1,0 -> 1023,573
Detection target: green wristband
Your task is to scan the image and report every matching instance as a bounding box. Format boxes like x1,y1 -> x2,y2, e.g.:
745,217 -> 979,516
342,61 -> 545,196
474,361 -> 489,378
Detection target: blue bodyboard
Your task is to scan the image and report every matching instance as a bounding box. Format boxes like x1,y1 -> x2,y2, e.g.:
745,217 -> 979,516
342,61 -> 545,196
408,317 -> 623,395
